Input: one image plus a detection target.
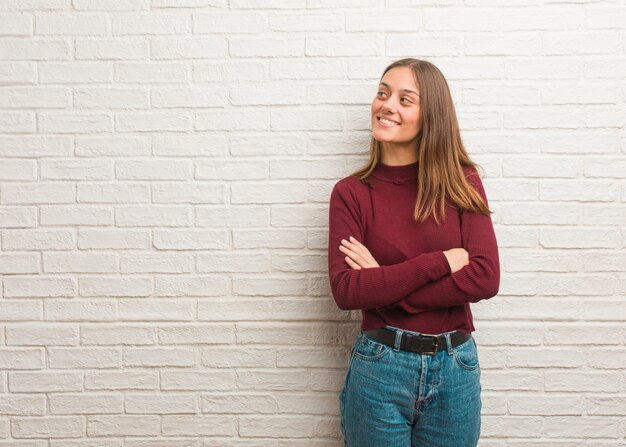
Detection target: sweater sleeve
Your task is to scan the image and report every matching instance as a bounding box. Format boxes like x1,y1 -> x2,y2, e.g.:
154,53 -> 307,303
381,168 -> 500,312
327,178 -> 452,311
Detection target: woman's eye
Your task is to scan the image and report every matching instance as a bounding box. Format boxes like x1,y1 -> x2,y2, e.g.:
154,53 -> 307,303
376,92 -> 411,104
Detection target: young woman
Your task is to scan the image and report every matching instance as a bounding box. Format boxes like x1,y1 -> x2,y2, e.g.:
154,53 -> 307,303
327,58 -> 500,446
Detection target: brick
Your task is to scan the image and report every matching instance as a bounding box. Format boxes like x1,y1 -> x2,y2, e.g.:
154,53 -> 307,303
196,160 -> 267,180
38,112 -> 112,133
43,252 -> 117,273
306,35 -> 380,57
0,111 -> 36,132
0,62 -> 36,83
112,14 -> 189,35
231,37 -> 303,57
152,87 -> 226,108
39,62 -> 111,83
270,59 -> 345,80
79,276 -> 152,297
0,13 -> 32,36
198,299 -> 272,321
81,324 -> 156,346
77,182 -> 150,203
231,83 -> 304,106
120,253 -> 192,273
195,205 -> 269,227
9,372 -> 83,393
85,371 -> 158,391
502,8 -> 582,31
115,112 -> 191,132
118,299 -> 195,321
239,415 -> 314,438
75,87 -> 149,109
87,415 -> 160,436
270,109 -> 343,131
150,37 -> 227,59
161,415 -> 235,436
233,275 -> 306,296
232,229 -> 305,249
0,300 -> 42,322
78,229 -> 150,250
0,39 -> 70,60
465,34 -> 540,56
48,348 -> 120,369
35,12 -> 108,35
0,395 -> 45,416
200,347 -> 275,368
160,370 -> 235,391
153,134 -> 228,157
194,60 -> 265,82
201,393 -> 276,414
0,349 -> 44,369
153,276 -> 229,297
122,348 -> 195,367
40,205 -> 113,226
2,229 -> 76,251
76,136 -> 149,158
158,324 -> 234,344
125,394 -> 195,414
44,300 -> 116,322
49,393 -> 123,414
4,276 -> 76,298
195,110 -> 267,131
73,0 -> 149,10
170,168 -> 221,196
2,182 -> 74,203
346,9 -> 420,31
115,205 -> 191,227
6,324 -> 79,346
115,159 -> 192,180
114,62 -> 188,83
0,87 -> 69,108
11,416 -> 83,438
196,252 -> 269,273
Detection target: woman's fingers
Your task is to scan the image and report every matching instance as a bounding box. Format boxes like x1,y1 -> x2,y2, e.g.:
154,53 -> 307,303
340,237 -> 378,269
344,256 -> 361,270
348,235 -> 365,249
339,243 -> 367,266
341,237 -> 367,257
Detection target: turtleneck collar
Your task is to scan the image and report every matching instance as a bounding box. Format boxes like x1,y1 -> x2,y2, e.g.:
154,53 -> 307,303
371,160 -> 418,185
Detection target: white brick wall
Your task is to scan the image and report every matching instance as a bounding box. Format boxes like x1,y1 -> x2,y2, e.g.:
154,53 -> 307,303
0,1 -> 624,445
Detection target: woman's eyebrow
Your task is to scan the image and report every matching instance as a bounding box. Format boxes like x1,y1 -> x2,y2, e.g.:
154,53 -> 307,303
379,82 -> 419,96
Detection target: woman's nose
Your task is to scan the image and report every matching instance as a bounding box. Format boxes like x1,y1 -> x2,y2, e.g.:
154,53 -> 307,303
382,98 -> 399,113
382,103 -> 395,114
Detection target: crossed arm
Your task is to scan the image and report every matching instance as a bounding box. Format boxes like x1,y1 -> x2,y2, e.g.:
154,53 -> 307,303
327,180 -> 452,311
328,169 -> 500,312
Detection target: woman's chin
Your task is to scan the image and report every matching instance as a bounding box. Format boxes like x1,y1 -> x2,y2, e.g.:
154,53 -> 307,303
372,130 -> 395,141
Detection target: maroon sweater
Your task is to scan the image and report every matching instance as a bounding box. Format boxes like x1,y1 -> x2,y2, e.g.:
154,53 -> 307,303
327,161 -> 500,334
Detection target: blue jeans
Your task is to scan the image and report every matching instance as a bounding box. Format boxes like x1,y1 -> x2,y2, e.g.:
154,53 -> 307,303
339,325 -> 482,447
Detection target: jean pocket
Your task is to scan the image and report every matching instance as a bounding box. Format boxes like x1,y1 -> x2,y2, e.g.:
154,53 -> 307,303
354,331 -> 391,362
452,336 -> 480,370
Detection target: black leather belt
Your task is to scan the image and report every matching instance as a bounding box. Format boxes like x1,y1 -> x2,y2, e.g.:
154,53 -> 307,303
363,328 -> 472,355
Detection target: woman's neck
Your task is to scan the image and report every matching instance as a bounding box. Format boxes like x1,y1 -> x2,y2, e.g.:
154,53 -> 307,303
380,145 -> 418,166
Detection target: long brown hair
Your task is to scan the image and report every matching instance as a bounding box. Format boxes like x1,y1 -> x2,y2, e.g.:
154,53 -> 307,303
351,58 -> 493,225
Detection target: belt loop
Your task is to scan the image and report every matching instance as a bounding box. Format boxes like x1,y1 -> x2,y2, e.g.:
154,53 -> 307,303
444,332 -> 453,355
393,329 -> 403,351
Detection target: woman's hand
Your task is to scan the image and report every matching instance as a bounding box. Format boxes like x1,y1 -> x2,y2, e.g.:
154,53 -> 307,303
339,236 -> 380,270
443,248 -> 469,273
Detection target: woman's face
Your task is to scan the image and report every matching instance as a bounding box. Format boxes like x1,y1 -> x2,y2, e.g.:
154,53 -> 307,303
370,66 -> 422,148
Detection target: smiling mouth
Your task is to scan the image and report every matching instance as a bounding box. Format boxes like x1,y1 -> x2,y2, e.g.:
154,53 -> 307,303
378,117 -> 401,127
